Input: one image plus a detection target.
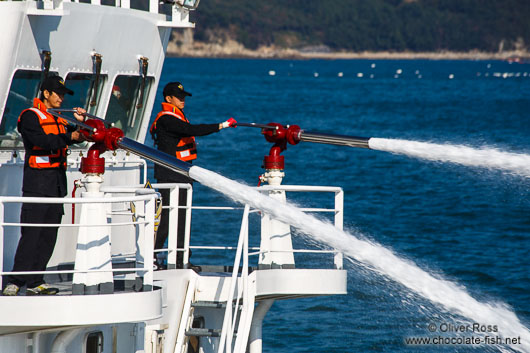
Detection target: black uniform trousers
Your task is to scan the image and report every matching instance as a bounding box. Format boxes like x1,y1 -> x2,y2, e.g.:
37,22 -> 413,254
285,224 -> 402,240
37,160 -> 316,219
8,198 -> 64,288
155,180 -> 190,268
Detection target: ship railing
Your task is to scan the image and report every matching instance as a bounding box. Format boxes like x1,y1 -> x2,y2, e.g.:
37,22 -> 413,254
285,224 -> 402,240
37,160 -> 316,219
12,0 -> 198,27
189,185 -> 344,270
218,205 -> 253,353
104,183 -> 343,271
102,183 -> 193,269
197,186 -> 344,353
0,193 -> 158,293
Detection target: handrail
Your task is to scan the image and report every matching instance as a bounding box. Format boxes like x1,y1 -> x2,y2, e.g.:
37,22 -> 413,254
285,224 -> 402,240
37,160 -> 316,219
0,194 -> 154,204
0,193 -> 157,292
218,205 -> 250,353
145,183 -> 344,270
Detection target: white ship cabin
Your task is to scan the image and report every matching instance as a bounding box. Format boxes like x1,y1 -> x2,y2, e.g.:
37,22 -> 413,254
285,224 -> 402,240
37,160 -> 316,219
0,1 -> 347,352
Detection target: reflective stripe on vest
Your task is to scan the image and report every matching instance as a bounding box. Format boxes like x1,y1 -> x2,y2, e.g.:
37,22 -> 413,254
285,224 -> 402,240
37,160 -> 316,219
19,102 -> 68,169
150,104 -> 197,162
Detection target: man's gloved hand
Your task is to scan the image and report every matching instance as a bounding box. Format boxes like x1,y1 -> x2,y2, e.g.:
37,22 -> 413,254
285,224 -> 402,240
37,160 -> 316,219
221,117 -> 237,129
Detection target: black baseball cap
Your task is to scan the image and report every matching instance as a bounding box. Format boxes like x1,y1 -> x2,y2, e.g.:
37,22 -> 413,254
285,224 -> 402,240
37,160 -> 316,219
163,82 -> 192,99
40,75 -> 74,96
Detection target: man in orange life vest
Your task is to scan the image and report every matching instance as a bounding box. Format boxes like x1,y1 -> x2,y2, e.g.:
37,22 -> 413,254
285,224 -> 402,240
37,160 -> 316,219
150,82 -> 237,269
2,76 -> 86,296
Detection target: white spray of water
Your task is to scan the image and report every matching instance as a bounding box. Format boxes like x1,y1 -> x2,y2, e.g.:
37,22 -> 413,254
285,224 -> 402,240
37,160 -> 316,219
189,166 -> 530,352
369,138 -> 530,178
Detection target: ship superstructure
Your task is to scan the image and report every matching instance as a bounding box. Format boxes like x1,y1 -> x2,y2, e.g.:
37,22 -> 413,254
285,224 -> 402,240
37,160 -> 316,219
0,1 -> 346,352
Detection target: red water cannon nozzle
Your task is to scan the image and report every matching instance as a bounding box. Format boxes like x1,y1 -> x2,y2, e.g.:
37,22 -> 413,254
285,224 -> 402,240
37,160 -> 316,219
80,119 -> 125,174
261,122 -> 302,170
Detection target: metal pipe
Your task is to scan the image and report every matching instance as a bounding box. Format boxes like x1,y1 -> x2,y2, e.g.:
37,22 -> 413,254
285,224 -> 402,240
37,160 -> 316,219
47,109 -> 96,132
48,108 -> 114,127
51,328 -> 87,353
237,122 -> 277,130
249,299 -> 275,353
299,131 -> 370,149
117,137 -> 192,178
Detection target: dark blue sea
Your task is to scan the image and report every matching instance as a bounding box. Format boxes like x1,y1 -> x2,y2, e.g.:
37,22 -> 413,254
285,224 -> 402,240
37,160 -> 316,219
148,58 -> 530,352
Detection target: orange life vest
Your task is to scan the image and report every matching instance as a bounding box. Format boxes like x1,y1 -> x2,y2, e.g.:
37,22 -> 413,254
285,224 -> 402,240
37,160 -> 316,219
18,98 -> 69,169
150,102 -> 197,162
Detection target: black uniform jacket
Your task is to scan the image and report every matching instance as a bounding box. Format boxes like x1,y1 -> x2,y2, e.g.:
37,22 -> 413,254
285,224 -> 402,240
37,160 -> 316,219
153,113 -> 219,183
18,110 -> 78,197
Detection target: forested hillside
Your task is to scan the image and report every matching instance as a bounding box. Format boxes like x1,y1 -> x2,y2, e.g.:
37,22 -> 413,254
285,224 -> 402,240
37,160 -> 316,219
190,0 -> 530,52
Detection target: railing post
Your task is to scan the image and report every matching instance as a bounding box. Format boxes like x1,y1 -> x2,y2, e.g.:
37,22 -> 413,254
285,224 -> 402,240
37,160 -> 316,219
183,185 -> 193,268
0,201 -> 4,290
334,252 -> 343,270
149,0 -> 158,13
334,189 -> 343,230
135,197 -> 146,291
144,195 -> 155,290
167,185 -> 178,269
334,189 -> 344,270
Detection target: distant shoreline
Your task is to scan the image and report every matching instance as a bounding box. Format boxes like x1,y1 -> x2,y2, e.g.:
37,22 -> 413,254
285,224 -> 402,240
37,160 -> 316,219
166,42 -> 530,61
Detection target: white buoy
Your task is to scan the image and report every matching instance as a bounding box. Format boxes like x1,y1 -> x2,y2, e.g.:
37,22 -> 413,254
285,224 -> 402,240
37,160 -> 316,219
357,73 -> 363,78
418,75 -> 422,79
370,74 -> 374,79
394,74 -> 399,79
415,70 -> 420,75
487,63 -> 492,68
338,72 -> 344,77
396,69 -> 402,74
268,70 -> 276,76
314,72 -> 319,77
449,74 -> 454,79
371,63 -> 376,68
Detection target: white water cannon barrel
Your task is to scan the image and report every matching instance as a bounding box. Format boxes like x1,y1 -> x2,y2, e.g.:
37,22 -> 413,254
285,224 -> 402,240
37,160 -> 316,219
298,130 -> 371,149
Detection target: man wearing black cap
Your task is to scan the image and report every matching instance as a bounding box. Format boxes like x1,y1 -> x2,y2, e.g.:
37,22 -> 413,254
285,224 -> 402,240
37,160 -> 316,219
2,75 -> 86,296
150,82 -> 236,270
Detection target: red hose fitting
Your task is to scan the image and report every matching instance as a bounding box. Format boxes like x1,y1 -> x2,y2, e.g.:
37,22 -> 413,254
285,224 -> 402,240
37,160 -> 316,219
104,127 -> 124,151
286,125 -> 301,145
261,122 -> 302,170
263,147 -> 285,170
82,119 -> 106,142
80,143 -> 106,174
78,119 -> 125,174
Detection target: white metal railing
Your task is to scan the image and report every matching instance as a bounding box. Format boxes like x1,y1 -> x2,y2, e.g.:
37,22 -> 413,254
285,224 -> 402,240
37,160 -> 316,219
104,183 -> 343,272
218,205 -> 253,353
0,193 -> 157,292
102,183 -> 193,269
205,185 -> 344,353
189,185 -> 344,270
17,0 -> 197,27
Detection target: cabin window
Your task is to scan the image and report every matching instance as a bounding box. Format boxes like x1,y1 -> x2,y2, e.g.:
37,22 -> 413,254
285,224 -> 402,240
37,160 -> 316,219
0,70 -> 51,149
64,72 -> 107,115
85,331 -> 104,353
105,75 -> 154,140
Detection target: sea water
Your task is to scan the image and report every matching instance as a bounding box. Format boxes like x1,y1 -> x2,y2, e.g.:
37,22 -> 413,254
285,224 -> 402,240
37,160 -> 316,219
148,58 -> 530,352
